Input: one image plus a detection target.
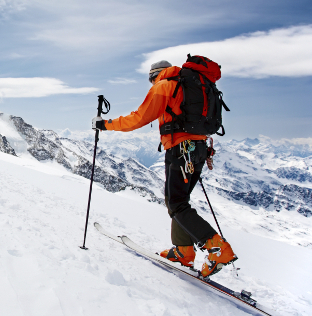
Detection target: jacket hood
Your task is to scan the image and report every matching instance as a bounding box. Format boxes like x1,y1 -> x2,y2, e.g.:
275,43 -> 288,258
155,66 -> 181,84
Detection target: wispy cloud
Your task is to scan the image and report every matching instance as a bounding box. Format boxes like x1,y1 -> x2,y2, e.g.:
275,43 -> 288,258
108,78 -> 137,85
7,53 -> 25,59
29,2 -> 164,52
0,77 -> 98,98
27,1 -> 227,55
138,25 -> 312,78
0,0 -> 27,17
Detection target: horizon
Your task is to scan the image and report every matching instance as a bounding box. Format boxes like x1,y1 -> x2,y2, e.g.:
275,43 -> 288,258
2,109 -> 312,146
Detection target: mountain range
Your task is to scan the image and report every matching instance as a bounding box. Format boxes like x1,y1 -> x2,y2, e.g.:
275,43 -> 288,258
1,113 -> 311,249
60,124 -> 312,220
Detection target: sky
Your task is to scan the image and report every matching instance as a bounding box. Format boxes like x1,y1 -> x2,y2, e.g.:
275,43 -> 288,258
0,0 -> 312,141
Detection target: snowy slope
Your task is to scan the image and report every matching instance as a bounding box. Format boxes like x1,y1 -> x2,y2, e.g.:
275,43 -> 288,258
0,151 -> 312,316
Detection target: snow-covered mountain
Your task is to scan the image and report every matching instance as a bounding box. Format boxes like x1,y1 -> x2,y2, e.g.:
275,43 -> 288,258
0,112 -> 312,315
58,127 -> 312,248
200,137 -> 312,218
60,127 -> 312,218
1,113 -> 312,250
0,113 -> 164,202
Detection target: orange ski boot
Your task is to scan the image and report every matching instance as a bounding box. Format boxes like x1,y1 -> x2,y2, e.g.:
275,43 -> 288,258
201,234 -> 237,277
160,246 -> 196,268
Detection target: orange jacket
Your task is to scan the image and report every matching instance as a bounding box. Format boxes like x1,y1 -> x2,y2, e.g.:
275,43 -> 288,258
105,66 -> 207,150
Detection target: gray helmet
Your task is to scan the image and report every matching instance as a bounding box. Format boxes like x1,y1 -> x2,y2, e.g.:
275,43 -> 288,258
149,60 -> 172,83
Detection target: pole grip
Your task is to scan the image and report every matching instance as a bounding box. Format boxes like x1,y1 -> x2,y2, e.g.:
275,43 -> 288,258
97,95 -> 104,117
95,95 -> 104,142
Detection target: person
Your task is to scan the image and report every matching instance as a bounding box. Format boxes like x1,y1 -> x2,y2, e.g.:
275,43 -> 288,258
92,60 -> 237,277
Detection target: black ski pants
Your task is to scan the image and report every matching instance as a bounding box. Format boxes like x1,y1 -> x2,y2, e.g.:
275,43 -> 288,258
164,140 -> 217,247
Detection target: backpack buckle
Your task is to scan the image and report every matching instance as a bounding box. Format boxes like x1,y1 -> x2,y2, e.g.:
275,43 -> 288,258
164,125 -> 171,131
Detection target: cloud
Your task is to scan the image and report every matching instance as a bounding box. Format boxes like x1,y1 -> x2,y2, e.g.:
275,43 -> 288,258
138,25 -> 312,78
0,77 -> 98,98
108,78 -> 137,85
29,2 -> 165,51
28,1 -> 228,55
6,52 -> 25,59
0,0 -> 27,17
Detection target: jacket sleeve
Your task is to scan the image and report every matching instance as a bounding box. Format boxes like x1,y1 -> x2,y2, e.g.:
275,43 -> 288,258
104,84 -> 169,132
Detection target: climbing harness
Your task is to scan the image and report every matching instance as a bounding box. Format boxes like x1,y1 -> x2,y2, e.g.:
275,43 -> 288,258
179,140 -> 196,180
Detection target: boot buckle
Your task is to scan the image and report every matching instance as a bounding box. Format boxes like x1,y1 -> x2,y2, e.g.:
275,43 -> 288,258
208,247 -> 221,257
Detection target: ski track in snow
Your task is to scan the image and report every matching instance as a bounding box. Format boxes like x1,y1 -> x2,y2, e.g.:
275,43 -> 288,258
0,152 -> 312,316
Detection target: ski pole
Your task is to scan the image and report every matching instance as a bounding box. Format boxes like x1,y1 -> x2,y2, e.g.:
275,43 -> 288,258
80,95 -> 110,250
198,177 -> 224,240
199,177 -> 239,276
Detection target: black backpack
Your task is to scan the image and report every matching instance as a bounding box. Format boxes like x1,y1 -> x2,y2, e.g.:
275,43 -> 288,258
159,54 -> 230,141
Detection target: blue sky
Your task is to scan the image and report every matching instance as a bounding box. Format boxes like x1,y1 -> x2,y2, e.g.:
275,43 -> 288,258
0,0 -> 311,141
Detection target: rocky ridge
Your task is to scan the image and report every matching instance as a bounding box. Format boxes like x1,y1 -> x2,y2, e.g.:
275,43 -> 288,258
63,128 -> 312,219
1,115 -> 164,204
1,115 -> 312,219
198,138 -> 312,217
0,134 -> 16,156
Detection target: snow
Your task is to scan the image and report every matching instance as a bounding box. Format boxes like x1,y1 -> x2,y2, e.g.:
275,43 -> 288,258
0,151 -> 312,316
0,113 -> 29,155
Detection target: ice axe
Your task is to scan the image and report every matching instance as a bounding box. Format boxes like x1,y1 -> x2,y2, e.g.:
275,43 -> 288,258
80,95 -> 110,250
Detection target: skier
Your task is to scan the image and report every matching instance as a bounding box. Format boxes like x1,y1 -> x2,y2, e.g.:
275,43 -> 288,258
92,60 -> 237,277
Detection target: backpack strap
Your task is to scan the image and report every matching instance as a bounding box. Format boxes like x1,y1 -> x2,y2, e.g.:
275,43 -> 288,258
198,73 -> 230,113
216,125 -> 225,136
158,142 -> 162,152
160,76 -> 186,142
162,105 -> 185,141
166,75 -> 181,98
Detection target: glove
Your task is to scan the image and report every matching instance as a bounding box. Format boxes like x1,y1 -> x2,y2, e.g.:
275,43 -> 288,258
92,117 -> 106,130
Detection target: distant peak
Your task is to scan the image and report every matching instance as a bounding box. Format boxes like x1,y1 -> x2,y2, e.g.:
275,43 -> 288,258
59,128 -> 72,138
243,138 -> 260,146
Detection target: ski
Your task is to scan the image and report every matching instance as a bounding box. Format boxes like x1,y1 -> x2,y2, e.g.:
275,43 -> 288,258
94,222 -> 123,244
94,222 -> 278,316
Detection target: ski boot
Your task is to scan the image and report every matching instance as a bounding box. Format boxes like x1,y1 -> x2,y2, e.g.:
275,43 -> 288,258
160,246 -> 195,268
201,234 -> 237,277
